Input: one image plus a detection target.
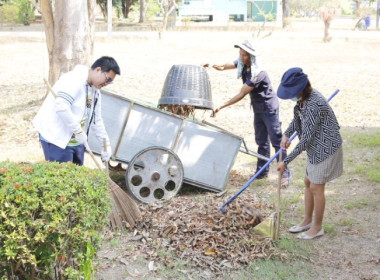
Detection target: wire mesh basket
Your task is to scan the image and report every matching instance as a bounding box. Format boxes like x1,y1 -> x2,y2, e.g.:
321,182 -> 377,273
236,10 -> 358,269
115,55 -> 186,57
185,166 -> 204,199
158,64 -> 214,116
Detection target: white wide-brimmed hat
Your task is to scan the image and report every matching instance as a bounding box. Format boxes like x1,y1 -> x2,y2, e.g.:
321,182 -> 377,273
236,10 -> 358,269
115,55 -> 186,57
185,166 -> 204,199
234,40 -> 256,56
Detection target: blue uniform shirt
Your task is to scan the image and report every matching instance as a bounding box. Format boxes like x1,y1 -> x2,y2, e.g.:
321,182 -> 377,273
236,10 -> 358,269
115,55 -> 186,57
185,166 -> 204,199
234,60 -> 279,112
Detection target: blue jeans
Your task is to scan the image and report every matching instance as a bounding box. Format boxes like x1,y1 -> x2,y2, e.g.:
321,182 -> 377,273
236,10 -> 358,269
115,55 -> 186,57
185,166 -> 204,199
253,107 -> 288,177
40,140 -> 85,166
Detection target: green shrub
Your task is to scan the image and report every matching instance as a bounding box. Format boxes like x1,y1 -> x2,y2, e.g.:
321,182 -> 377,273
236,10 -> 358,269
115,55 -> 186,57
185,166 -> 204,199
0,4 -> 19,24
146,1 -> 160,20
15,0 -> 35,25
0,161 -> 111,279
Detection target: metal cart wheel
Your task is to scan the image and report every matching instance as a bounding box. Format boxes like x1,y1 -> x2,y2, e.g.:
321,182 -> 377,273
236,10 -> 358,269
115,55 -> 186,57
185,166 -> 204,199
108,161 -> 127,172
125,146 -> 184,203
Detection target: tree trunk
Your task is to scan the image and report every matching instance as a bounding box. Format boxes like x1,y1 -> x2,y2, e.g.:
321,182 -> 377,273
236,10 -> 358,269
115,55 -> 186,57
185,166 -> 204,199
323,20 -> 331,42
282,0 -> 290,28
40,0 -> 95,85
158,0 -> 176,39
353,0 -> 360,12
97,1 -> 107,19
139,0 -> 147,23
122,1 -> 133,18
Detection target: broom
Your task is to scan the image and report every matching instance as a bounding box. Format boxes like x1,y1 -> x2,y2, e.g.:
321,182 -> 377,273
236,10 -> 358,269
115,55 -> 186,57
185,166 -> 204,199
273,153 -> 282,240
251,153 -> 282,240
43,78 -> 141,229
89,148 -> 141,229
102,139 -> 141,229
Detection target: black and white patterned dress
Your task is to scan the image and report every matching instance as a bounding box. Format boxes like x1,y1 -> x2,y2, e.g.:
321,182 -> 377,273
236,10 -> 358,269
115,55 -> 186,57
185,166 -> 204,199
283,90 -> 343,184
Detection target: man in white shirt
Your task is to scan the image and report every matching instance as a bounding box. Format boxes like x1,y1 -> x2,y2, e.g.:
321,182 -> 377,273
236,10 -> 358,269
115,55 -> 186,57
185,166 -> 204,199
33,56 -> 120,165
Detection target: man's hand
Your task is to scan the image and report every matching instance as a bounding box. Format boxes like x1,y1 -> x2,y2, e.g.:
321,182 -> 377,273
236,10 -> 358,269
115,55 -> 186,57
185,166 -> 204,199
75,130 -> 88,145
101,144 -> 112,162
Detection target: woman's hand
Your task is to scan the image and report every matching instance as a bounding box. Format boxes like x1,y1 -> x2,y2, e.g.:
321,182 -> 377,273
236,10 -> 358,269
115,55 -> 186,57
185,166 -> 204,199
280,134 -> 291,149
211,107 -> 221,117
277,162 -> 287,174
212,64 -> 225,71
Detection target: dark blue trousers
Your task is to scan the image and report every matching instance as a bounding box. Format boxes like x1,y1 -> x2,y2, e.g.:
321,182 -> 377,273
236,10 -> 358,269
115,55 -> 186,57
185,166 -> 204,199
253,108 -> 288,177
40,140 -> 85,166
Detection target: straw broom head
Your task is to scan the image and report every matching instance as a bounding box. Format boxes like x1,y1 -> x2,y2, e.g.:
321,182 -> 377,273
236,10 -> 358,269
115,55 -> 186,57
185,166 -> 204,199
108,177 -> 141,228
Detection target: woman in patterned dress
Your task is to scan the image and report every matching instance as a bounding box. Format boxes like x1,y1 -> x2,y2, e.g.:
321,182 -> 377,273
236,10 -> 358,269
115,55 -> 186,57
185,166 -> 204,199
277,67 -> 343,240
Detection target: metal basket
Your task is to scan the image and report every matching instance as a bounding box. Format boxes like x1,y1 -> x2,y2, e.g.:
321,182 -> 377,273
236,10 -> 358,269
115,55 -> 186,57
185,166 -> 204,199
158,64 -> 214,110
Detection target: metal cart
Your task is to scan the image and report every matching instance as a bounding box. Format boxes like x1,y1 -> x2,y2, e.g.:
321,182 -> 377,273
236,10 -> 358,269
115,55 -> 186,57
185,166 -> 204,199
88,90 -> 266,204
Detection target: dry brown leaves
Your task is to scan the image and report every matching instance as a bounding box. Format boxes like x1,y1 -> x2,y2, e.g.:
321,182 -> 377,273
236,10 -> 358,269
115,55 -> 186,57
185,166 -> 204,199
127,193 -> 279,274
159,104 -> 195,118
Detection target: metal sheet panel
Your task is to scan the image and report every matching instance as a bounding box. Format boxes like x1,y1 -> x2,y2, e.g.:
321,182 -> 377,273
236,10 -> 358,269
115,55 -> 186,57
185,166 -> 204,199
88,91 -> 183,163
87,92 -> 131,156
116,103 -> 183,161
175,121 -> 241,192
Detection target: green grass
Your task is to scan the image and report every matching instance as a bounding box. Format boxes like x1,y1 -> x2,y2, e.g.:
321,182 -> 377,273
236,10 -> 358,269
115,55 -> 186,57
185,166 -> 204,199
368,168 -> 380,182
345,198 -> 369,209
345,197 -> 377,209
323,223 -> 337,236
342,130 -> 380,182
349,133 -> 380,147
156,249 -> 171,258
275,236 -> 313,258
231,258 -> 317,280
341,218 -> 356,227
281,192 -> 302,207
109,237 -> 121,248
155,255 -> 192,279
250,178 -> 266,188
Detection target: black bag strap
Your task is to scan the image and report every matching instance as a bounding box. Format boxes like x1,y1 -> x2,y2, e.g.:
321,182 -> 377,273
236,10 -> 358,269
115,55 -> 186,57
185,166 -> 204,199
86,96 -> 98,137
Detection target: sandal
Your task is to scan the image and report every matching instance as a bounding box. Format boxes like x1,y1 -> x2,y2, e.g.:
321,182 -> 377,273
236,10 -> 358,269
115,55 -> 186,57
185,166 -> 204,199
297,229 -> 324,240
281,176 -> 290,189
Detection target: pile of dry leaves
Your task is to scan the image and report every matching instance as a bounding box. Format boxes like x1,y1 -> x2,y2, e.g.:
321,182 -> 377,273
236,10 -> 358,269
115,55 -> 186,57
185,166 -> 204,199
126,192 -> 280,274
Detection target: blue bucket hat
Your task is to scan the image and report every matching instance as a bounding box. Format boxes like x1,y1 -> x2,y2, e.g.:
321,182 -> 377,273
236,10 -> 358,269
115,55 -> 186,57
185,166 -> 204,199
277,67 -> 308,99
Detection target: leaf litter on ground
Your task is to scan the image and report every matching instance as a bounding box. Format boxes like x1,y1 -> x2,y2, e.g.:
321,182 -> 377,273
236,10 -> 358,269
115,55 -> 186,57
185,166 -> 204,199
117,192 -> 282,275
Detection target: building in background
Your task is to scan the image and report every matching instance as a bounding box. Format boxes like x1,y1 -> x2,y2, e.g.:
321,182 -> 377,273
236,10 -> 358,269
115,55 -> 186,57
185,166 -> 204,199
178,0 -> 282,23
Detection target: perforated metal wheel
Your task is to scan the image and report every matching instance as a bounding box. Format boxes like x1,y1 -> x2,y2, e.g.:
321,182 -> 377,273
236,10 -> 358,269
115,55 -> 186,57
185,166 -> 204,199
108,161 -> 127,172
125,146 -> 184,204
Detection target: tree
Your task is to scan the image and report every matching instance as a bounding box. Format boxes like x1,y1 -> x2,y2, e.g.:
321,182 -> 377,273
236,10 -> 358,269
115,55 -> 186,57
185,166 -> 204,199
282,0 -> 290,27
251,1 -> 275,39
290,0 -> 330,17
96,0 -> 138,19
96,0 -> 108,18
40,0 -> 96,85
139,0 -> 147,23
156,0 -> 176,38
318,3 -> 340,42
121,0 -> 138,18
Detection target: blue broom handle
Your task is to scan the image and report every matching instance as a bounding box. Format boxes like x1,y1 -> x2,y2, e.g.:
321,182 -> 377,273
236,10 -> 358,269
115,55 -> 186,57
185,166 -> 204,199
220,89 -> 340,213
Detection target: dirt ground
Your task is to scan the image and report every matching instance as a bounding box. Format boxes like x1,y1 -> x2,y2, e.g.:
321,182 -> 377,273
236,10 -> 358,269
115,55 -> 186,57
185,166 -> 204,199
0,18 -> 379,279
